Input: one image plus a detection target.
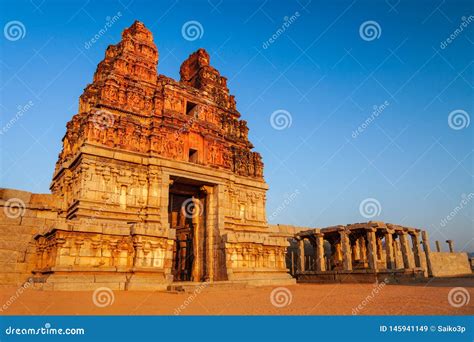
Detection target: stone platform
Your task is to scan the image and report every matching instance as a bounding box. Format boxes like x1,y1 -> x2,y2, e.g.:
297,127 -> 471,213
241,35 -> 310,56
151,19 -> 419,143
296,269 -> 426,284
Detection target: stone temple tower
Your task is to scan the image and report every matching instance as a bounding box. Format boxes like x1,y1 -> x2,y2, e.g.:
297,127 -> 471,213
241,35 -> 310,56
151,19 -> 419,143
31,21 -> 293,289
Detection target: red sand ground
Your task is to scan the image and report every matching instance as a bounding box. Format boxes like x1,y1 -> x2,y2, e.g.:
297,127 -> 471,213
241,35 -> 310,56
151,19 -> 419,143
0,278 -> 472,316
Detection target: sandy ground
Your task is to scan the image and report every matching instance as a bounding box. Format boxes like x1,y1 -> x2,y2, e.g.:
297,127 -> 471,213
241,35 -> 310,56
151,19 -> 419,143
0,277 -> 472,316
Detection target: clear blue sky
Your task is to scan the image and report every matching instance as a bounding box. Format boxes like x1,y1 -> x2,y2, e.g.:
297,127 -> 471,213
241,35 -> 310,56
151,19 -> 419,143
1,0 -> 472,251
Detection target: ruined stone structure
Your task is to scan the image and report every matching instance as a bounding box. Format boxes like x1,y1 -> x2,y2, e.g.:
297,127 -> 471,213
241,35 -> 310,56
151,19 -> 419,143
0,21 -> 293,290
0,21 -> 470,291
289,222 -> 471,282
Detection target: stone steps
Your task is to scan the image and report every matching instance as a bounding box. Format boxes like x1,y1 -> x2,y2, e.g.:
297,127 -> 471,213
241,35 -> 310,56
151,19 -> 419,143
167,281 -> 252,293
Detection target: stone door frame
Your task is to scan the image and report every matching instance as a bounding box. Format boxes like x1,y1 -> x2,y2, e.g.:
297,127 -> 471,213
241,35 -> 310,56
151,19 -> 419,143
164,173 -> 219,282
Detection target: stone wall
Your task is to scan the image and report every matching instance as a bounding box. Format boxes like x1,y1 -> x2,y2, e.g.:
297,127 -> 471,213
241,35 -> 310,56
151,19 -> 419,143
0,189 -> 61,287
430,252 -> 472,277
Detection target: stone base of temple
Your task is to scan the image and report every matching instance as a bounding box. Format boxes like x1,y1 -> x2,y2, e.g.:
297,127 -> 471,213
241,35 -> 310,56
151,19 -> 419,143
29,269 -> 295,291
228,268 -> 296,286
168,277 -> 295,293
296,268 -> 426,284
30,270 -> 173,291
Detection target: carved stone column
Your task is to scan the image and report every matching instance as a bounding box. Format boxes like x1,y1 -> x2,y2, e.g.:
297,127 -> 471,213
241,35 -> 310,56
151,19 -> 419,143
353,238 -> 360,261
360,237 -> 367,265
201,185 -> 215,282
399,232 -> 414,269
315,233 -> 326,272
340,229 -> 352,271
435,240 -> 441,252
446,240 -> 454,253
298,238 -> 305,273
160,174 -> 173,230
366,229 -> 378,271
411,232 -> 423,268
422,231 -> 433,276
191,196 -> 202,281
385,230 -> 395,270
376,235 -> 383,261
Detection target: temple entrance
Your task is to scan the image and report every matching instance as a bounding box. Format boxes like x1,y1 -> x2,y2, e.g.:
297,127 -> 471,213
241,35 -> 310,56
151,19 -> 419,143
168,179 -> 207,282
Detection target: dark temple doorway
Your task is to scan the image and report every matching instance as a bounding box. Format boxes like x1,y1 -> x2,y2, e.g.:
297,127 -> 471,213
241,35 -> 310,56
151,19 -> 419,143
169,179 -> 207,282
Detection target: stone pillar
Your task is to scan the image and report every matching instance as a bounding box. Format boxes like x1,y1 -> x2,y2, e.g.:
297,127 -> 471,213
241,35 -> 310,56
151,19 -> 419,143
385,231 -> 395,270
214,184 -> 226,280
202,185 -> 215,282
353,238 -> 360,260
376,236 -> 383,260
340,230 -> 353,271
298,238 -> 305,273
446,240 -> 454,253
435,240 -> 441,252
160,175 -> 172,230
191,196 -> 201,281
360,236 -> 367,266
421,231 -> 433,277
399,232 -> 414,269
315,233 -> 326,271
366,229 -> 378,271
411,232 -> 423,268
